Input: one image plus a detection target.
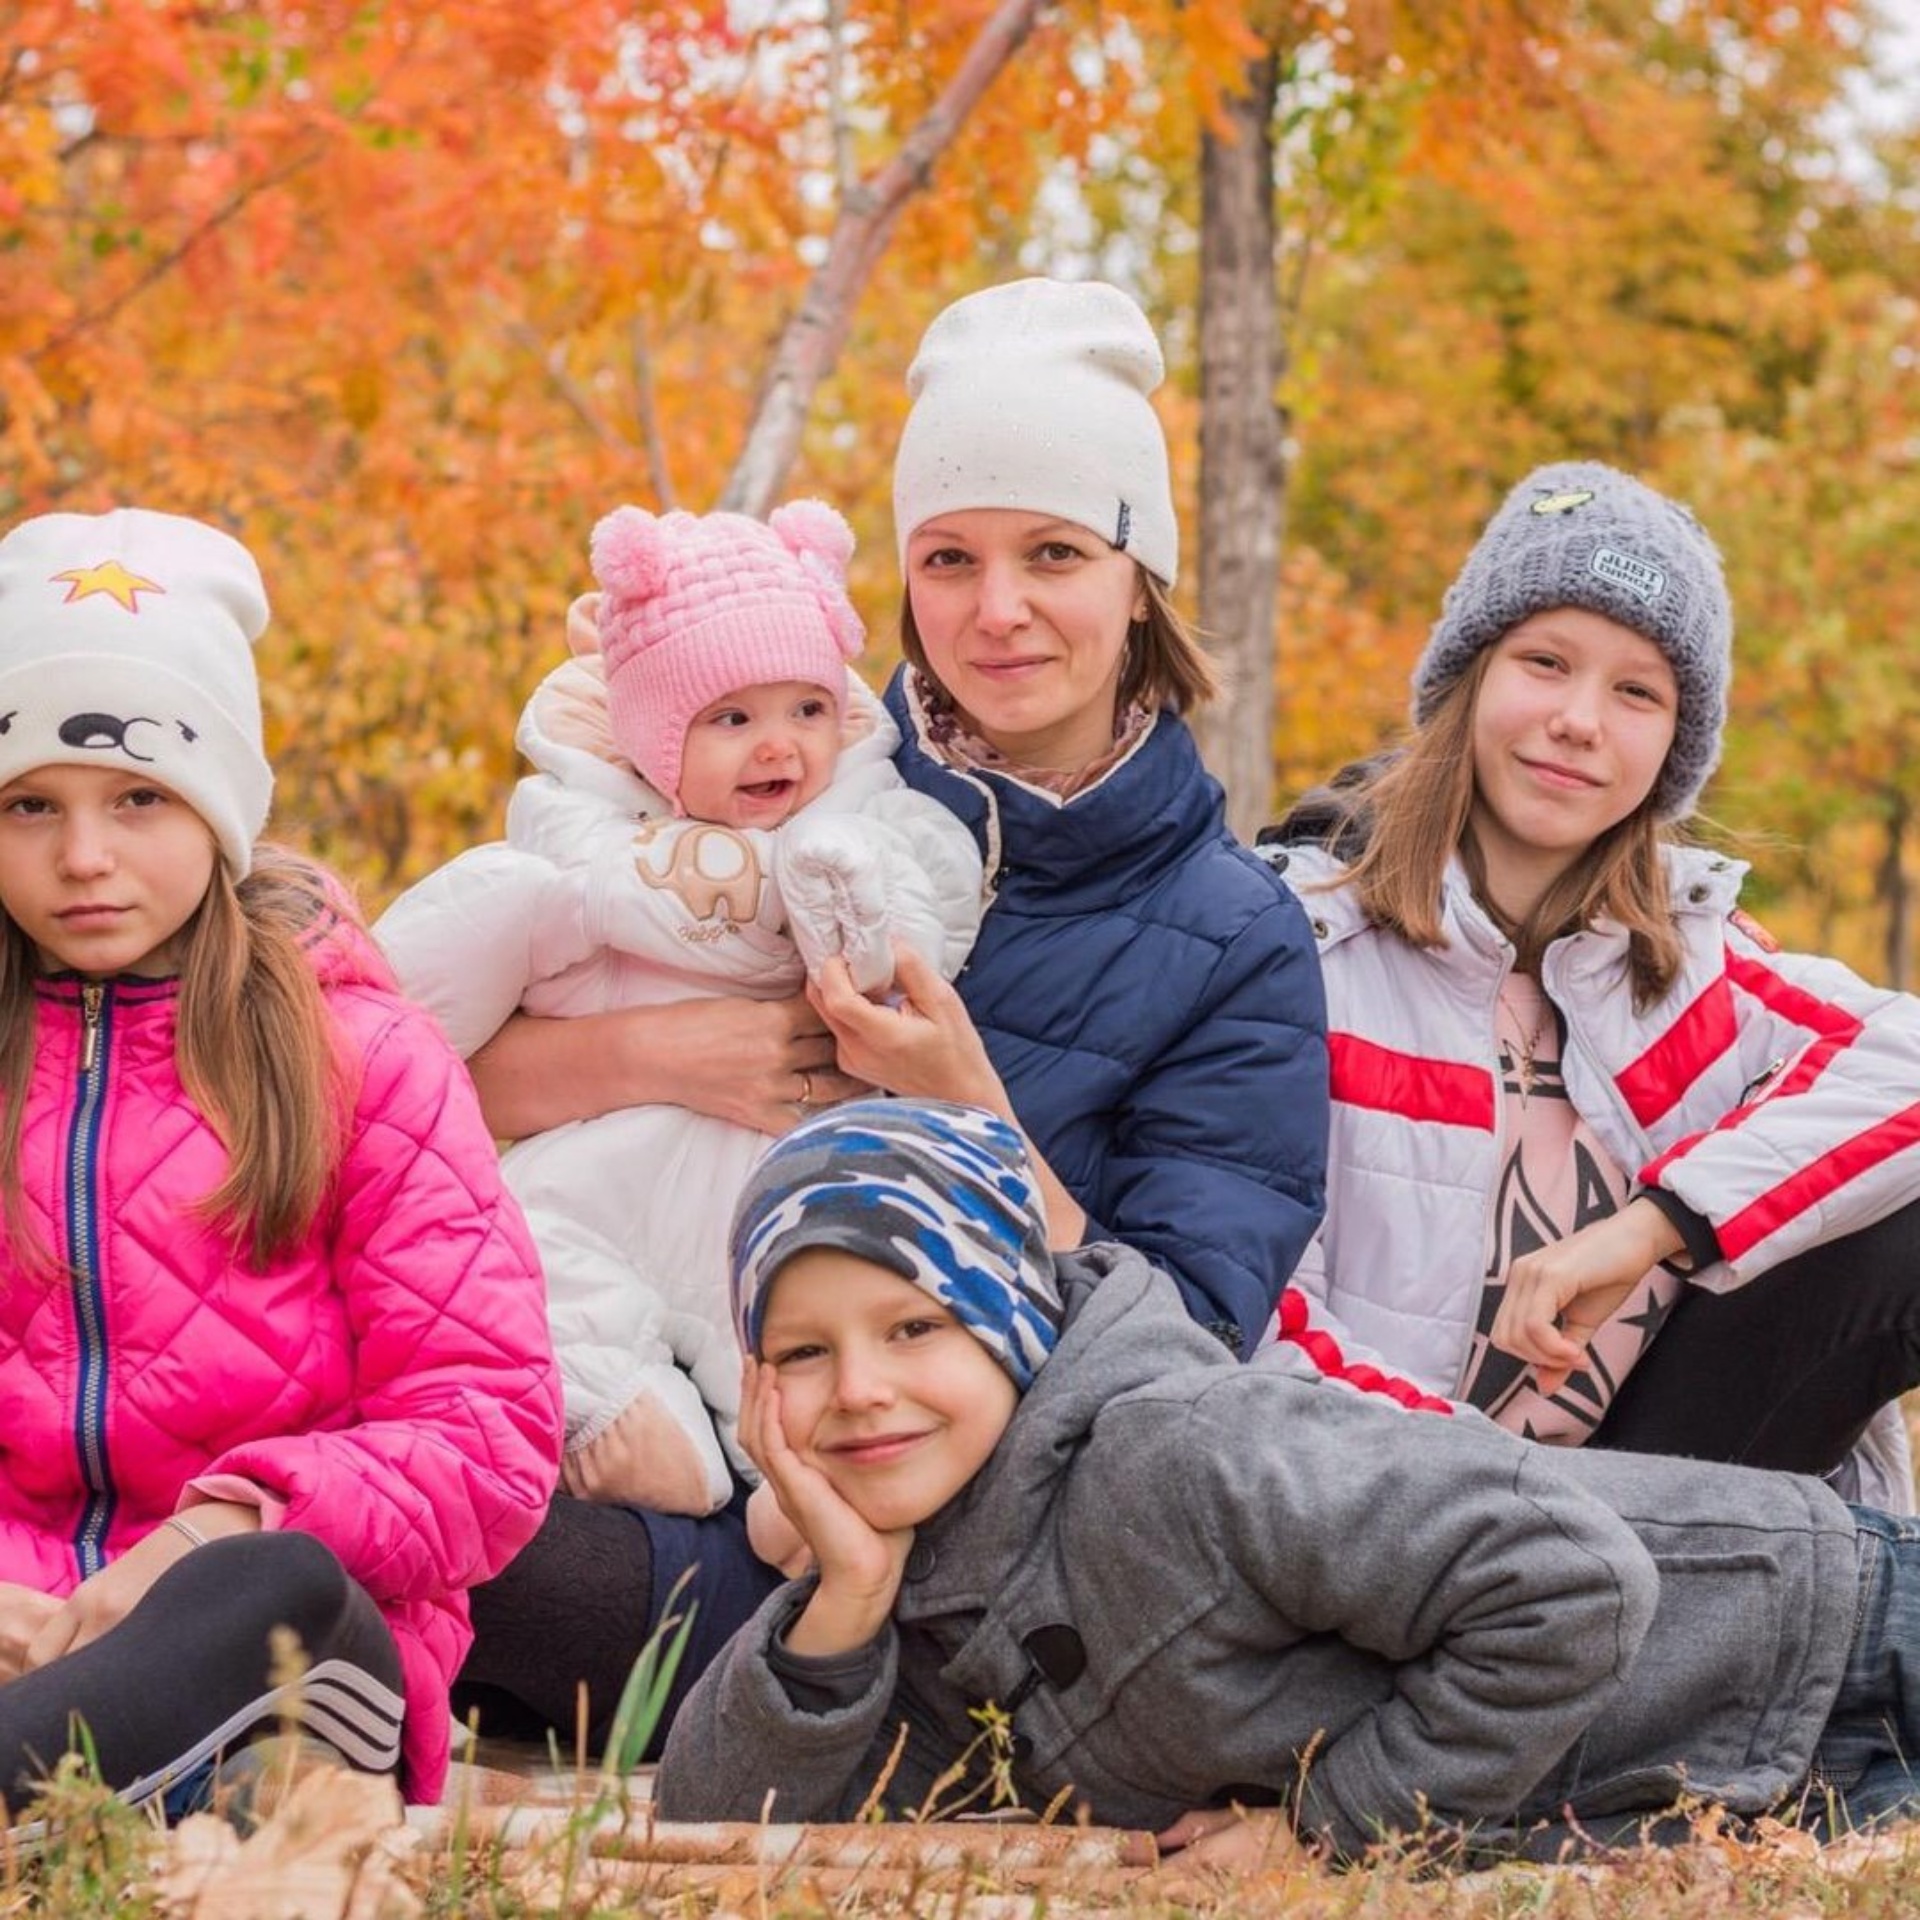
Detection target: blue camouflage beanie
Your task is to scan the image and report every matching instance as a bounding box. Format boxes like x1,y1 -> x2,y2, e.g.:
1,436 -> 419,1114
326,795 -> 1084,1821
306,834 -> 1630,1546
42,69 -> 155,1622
730,1098 -> 1063,1391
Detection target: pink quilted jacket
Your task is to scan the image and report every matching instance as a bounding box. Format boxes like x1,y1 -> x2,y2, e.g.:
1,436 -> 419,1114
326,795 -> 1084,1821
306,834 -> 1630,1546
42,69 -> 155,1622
0,902 -> 561,1800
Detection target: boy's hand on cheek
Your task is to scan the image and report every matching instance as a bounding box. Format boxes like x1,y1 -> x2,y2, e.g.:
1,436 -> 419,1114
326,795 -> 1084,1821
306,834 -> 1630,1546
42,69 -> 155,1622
740,1359 -> 911,1656
744,1479 -> 815,1578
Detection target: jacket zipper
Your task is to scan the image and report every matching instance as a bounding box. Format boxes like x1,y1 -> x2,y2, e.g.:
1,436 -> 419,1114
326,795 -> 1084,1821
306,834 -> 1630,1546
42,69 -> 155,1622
67,982 -> 117,1579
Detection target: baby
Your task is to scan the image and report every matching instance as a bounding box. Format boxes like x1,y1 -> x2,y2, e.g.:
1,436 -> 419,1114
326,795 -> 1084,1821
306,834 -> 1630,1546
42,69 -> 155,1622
378,502 -> 982,1515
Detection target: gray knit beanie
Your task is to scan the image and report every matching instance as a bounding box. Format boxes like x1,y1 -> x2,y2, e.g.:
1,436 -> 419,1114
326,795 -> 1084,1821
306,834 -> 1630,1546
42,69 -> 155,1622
1411,461 -> 1732,819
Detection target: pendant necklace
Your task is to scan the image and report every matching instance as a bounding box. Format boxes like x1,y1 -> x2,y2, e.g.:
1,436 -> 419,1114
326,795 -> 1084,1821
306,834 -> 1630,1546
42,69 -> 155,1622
1496,982 -> 1549,1103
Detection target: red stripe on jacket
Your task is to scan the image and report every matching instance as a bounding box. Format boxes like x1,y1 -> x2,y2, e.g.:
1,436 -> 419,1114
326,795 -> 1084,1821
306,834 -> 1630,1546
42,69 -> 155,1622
1274,1289 -> 1456,1413
1640,948 -> 1868,1190
1714,1103 -> 1920,1261
1616,976 -> 1738,1129
1329,1033 -> 1496,1132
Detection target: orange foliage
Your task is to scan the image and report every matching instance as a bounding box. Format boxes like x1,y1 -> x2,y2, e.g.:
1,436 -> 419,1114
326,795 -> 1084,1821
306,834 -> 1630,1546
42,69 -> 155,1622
1,0 -> 1911,983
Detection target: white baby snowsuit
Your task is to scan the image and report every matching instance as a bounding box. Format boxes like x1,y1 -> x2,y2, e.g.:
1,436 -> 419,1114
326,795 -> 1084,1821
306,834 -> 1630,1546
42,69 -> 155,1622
376,644 -> 983,1514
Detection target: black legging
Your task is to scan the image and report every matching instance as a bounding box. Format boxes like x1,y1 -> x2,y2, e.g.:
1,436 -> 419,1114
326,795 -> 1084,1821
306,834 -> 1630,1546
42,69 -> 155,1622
0,1531 -> 403,1816
1592,1196 -> 1920,1477
453,1486 -> 780,1760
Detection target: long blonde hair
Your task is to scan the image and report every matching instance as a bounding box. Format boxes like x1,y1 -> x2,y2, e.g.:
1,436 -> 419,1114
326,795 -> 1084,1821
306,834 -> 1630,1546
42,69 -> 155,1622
1,846 -> 352,1276
1331,657 -> 1685,1006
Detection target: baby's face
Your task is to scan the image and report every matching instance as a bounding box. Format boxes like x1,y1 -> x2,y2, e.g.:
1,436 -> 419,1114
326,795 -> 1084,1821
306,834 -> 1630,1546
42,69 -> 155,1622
677,681 -> 840,828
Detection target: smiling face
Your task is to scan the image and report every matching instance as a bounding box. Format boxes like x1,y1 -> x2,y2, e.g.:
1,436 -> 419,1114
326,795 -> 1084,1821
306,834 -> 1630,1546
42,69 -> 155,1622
673,680 -> 842,829
757,1246 -> 1019,1534
1467,608 -> 1679,920
904,509 -> 1147,771
0,762 -> 218,978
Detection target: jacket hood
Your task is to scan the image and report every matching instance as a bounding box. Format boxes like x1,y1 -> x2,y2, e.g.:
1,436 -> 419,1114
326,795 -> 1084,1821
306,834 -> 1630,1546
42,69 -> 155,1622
909,1244 -> 1236,1608
884,666 -> 1229,913
1275,838 -> 1749,962
264,860 -> 395,998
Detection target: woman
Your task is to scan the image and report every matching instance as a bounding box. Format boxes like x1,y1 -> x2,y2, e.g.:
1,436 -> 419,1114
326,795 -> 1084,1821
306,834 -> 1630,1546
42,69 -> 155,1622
1264,459 -> 1920,1507
807,274 -> 1325,1355
436,277 -> 1329,1751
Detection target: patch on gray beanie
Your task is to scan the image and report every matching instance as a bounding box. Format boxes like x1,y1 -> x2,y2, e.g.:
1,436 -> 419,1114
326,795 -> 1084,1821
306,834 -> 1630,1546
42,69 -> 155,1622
1410,461 -> 1733,819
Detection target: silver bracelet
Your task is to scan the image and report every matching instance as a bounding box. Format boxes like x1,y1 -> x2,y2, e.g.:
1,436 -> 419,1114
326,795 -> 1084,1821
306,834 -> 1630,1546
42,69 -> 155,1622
164,1513 -> 211,1551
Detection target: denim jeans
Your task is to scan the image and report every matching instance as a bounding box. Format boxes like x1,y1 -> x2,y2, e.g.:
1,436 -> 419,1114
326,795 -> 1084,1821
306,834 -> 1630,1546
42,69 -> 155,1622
1809,1506 -> 1920,1832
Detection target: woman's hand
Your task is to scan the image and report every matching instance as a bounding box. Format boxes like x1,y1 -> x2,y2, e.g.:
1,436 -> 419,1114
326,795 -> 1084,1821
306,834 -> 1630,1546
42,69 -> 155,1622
807,944 -> 1005,1111
738,1358 -> 910,1657
810,941 -> 1090,1250
1491,1197 -> 1686,1395
0,1584 -> 61,1682
468,996 -> 869,1139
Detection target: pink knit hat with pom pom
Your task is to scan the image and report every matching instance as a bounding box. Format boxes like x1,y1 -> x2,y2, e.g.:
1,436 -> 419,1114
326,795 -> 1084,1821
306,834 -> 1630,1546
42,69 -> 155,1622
589,500 -> 866,806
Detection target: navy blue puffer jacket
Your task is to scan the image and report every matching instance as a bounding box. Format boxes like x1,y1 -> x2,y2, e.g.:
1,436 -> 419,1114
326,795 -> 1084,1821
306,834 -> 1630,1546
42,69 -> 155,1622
886,666 -> 1327,1354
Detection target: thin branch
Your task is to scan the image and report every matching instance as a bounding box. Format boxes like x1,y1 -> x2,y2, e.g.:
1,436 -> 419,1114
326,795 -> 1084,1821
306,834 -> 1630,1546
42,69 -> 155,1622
28,137 -> 327,364
628,311 -> 678,508
827,0 -> 855,200
500,315 -> 630,453
720,0 -> 1049,516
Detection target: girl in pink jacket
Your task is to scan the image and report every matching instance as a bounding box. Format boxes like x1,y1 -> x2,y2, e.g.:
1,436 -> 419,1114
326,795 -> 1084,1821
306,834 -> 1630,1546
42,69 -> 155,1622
0,507 -> 561,1819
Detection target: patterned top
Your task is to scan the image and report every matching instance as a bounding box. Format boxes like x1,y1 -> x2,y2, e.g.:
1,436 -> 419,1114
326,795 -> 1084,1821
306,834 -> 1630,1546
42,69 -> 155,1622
1458,971 -> 1682,1441
915,670 -> 1153,798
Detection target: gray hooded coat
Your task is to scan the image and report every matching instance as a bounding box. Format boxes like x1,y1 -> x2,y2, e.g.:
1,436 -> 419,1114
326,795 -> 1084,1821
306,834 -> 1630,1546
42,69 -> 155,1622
656,1246 -> 1862,1858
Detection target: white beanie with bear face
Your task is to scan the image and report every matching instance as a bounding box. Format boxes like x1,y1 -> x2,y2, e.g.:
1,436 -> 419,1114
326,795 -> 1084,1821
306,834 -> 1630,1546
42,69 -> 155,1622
0,508 -> 272,876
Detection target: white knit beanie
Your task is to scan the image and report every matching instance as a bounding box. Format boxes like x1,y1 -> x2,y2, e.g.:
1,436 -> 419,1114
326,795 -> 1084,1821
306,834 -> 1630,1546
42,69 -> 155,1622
0,509 -> 273,875
893,277 -> 1178,587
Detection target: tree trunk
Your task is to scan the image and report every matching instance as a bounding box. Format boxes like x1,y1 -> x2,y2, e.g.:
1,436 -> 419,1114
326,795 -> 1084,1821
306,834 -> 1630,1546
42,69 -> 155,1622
720,0 -> 1048,517
1192,47 -> 1284,843
1880,785 -> 1913,991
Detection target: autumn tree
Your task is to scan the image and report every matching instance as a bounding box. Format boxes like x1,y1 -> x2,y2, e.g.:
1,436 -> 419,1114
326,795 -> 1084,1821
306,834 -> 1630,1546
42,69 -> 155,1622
3,0 -> 1911,980
1,0 -> 1122,888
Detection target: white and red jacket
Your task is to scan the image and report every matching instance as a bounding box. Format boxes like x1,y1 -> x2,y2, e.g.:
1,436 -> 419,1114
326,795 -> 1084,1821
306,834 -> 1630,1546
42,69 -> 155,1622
1261,841 -> 1920,1506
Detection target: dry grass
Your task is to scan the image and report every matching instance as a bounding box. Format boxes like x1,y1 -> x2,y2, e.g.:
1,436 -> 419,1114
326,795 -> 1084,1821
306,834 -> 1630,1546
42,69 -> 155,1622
5,1755 -> 1920,1919
45,1731 -> 1900,1914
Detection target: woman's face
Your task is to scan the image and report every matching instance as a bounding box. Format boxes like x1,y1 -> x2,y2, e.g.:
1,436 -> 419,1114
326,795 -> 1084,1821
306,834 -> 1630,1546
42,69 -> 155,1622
905,509 -> 1146,770
1468,608 -> 1678,918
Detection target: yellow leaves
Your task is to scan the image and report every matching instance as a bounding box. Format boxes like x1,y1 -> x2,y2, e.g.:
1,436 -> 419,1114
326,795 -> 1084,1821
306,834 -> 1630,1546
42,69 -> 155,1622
1271,545 -> 1415,805
0,356 -> 59,487
339,360 -> 387,434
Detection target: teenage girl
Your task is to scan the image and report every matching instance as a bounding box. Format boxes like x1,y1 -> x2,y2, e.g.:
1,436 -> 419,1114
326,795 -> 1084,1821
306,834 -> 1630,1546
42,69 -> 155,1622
0,508 -> 560,1815
1263,461 -> 1920,1508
